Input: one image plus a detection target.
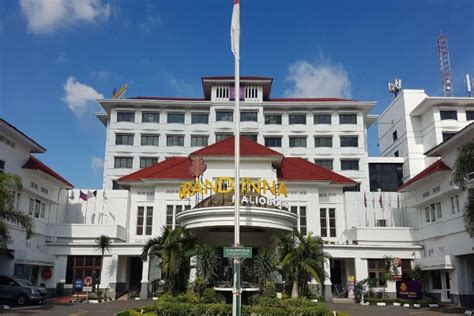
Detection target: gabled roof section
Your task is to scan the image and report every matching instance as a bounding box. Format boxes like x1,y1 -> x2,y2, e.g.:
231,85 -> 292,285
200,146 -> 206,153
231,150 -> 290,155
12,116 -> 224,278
23,156 -> 74,188
190,136 -> 283,158
398,160 -> 451,191
201,76 -> 273,100
278,157 -> 356,184
119,157 -> 193,182
0,119 -> 46,153
425,122 -> 474,157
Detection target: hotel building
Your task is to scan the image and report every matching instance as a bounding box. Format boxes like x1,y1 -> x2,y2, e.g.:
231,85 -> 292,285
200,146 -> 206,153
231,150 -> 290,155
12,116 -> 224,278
1,78 -> 473,306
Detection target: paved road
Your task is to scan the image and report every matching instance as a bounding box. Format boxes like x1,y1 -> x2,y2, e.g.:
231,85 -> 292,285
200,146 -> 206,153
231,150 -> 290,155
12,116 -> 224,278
0,300 -> 154,316
1,300 -> 469,316
325,302 -> 467,316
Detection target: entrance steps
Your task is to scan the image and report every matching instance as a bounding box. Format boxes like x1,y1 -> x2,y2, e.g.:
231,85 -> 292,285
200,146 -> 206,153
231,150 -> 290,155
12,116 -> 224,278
332,298 -> 355,303
116,293 -> 129,300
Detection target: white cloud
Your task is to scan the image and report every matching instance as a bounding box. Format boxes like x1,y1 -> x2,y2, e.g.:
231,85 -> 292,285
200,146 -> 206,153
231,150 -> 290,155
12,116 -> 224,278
20,0 -> 111,34
284,57 -> 352,98
91,156 -> 104,171
169,77 -> 194,96
62,76 -> 103,117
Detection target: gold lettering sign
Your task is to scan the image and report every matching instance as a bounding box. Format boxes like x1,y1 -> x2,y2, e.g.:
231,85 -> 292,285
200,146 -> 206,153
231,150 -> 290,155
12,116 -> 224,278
179,177 -> 288,200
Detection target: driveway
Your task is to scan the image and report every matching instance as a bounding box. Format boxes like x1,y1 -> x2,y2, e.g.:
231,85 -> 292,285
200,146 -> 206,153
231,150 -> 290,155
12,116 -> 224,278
325,302 -> 467,316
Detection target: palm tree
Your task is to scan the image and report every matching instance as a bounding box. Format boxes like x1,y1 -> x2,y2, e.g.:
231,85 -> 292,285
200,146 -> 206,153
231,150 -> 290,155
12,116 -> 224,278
141,226 -> 196,294
0,173 -> 33,248
94,235 -> 112,292
379,256 -> 397,298
276,229 -> 329,299
452,140 -> 474,234
253,248 -> 278,290
195,242 -> 220,286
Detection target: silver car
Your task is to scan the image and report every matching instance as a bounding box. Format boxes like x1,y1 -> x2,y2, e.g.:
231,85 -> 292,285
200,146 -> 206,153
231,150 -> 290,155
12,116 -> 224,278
0,276 -> 45,306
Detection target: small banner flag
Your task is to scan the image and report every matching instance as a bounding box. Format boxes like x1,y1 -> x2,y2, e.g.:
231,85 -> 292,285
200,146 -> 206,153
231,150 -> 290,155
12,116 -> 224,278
379,194 -> 383,208
79,191 -> 88,201
364,193 -> 368,208
87,190 -> 94,199
93,190 -> 97,198
230,0 -> 240,59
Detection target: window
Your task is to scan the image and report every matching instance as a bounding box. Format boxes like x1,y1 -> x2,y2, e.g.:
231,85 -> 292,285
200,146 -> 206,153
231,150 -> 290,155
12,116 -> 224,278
142,112 -> 160,123
216,111 -> 233,122
34,199 -> 40,218
455,195 -> 460,213
29,199 -> 34,216
314,159 -> 333,170
340,136 -> 358,147
432,270 -> 442,289
216,133 -> 232,142
114,157 -> 133,168
140,157 -> 158,168
401,259 -> 412,279
430,204 -> 436,222
40,202 -> 46,219
440,110 -> 457,120
145,207 -> 153,235
341,159 -> 359,170
320,208 -> 336,237
65,256 -> 102,286
117,111 -> 135,122
136,206 -> 144,235
392,130 -> 398,141
289,114 -> 306,125
241,111 -> 258,122
425,207 -> 430,222
137,206 -> 153,236
167,113 -> 185,124
166,205 -> 174,228
299,206 -> 307,235
0,160 -> 4,173
314,114 -> 331,124
167,135 -> 184,146
339,114 -> 357,124
451,196 -> 455,214
242,134 -> 258,142
191,135 -> 208,147
141,134 -> 159,146
467,111 -> 474,121
442,132 -> 456,142
394,151 -> 399,157
369,163 -> 403,192
436,202 -> 442,219
115,133 -> 134,145
191,113 -> 209,124
264,114 -> 282,125
265,137 -> 282,147
368,259 -> 389,286
376,219 -> 387,227
314,136 -> 333,147
289,136 -> 307,148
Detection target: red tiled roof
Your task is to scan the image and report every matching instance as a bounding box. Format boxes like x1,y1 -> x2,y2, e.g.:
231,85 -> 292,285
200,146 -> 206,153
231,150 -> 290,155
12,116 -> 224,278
268,98 -> 355,102
128,96 -> 205,101
398,160 -> 451,191
119,157 -> 193,182
278,157 -> 356,184
23,156 -> 74,188
190,136 -> 283,157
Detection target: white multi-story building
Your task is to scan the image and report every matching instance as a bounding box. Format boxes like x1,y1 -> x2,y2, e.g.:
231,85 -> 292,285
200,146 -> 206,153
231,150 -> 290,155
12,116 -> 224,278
378,89 -> 474,181
97,76 -> 377,192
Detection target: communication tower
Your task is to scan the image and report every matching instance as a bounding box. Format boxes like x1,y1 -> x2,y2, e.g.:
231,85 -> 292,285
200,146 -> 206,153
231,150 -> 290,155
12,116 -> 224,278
437,33 -> 454,97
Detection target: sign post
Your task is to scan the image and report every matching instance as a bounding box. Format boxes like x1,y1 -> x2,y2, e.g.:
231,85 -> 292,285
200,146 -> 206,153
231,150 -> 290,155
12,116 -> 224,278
74,279 -> 83,302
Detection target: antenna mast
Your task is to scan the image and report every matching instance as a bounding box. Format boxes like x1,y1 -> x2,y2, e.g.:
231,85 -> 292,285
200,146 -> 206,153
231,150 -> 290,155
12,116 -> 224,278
437,33 -> 454,97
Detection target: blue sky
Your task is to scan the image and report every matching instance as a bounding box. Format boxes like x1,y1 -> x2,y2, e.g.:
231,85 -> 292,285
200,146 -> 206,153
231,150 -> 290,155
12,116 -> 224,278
1,0 -> 473,188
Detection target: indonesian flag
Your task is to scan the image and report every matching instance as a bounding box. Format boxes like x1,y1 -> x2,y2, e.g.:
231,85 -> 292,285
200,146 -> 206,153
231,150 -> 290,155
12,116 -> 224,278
79,191 -> 88,201
230,0 -> 240,58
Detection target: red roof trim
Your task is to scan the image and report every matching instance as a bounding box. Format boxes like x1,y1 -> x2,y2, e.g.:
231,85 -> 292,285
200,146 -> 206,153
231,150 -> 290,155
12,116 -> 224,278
190,136 -> 283,157
268,98 -> 355,102
278,157 -> 356,184
398,160 -> 451,191
128,96 -> 206,101
23,156 -> 74,188
119,157 -> 193,182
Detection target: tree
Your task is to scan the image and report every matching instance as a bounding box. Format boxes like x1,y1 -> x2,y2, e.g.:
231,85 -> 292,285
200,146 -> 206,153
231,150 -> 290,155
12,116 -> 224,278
253,248 -> 278,290
195,242 -> 220,286
141,226 -> 196,294
276,229 -> 329,299
0,173 -> 33,248
94,235 -> 112,292
379,256 -> 398,298
452,140 -> 474,234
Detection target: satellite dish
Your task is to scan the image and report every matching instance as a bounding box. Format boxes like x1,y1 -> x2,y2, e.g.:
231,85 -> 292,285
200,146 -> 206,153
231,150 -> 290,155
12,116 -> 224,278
112,83 -> 128,99
388,78 -> 402,97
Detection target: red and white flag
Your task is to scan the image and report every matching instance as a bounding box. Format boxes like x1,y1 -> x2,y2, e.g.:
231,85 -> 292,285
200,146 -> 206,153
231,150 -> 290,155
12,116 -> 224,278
364,193 -> 367,208
230,0 -> 240,59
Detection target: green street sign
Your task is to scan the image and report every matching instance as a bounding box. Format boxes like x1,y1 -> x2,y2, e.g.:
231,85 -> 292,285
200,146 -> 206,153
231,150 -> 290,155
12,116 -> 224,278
223,247 -> 252,259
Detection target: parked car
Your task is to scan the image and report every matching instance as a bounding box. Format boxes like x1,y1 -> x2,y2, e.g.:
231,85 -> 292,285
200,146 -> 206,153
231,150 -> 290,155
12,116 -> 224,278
0,275 -> 45,305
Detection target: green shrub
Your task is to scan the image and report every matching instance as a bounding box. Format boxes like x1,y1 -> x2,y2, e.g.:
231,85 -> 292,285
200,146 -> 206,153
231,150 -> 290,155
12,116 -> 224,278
262,281 -> 276,297
202,287 -> 217,303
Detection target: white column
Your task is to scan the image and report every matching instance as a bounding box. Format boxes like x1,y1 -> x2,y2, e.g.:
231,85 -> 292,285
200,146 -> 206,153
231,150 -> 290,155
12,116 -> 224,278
354,257 -> 368,281
139,260 -> 150,299
324,258 -> 332,301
